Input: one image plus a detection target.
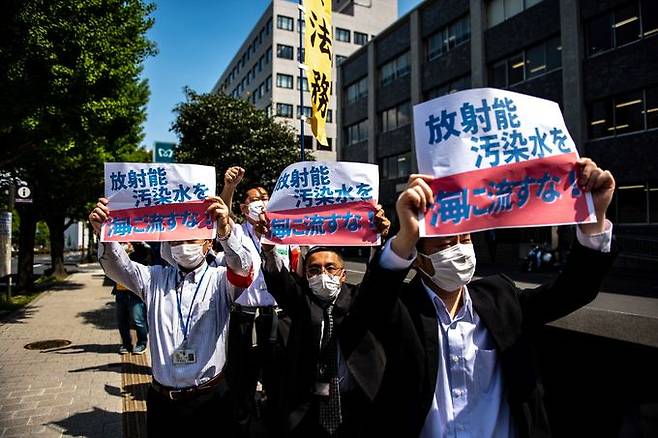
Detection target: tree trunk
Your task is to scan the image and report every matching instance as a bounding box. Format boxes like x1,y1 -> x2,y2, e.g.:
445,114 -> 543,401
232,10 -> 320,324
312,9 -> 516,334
17,206 -> 36,292
46,214 -> 67,279
85,221 -> 96,263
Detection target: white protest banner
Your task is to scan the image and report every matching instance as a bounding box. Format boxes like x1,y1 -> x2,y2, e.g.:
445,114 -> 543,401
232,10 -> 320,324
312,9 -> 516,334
265,161 -> 380,245
101,162 -> 217,242
412,88 -> 596,236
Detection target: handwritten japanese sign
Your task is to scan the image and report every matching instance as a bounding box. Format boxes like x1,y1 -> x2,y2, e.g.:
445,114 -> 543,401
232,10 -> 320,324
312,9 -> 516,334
412,88 -> 596,236
101,163 -> 217,242
265,161 -> 380,245
304,0 -> 332,146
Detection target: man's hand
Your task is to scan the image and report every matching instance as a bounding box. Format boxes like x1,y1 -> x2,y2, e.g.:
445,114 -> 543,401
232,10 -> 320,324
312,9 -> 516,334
224,166 -> 245,188
255,212 -> 275,252
206,196 -> 232,237
88,198 -> 110,236
391,175 -> 434,259
576,157 -> 615,235
374,204 -> 391,238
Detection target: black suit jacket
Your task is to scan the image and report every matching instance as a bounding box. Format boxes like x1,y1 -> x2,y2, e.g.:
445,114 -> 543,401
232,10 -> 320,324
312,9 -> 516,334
263,268 -> 386,437
354,240 -> 615,438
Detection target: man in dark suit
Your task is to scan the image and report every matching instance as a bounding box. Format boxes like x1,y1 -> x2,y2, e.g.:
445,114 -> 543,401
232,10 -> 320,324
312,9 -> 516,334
356,157 -> 616,438
260,208 -> 390,438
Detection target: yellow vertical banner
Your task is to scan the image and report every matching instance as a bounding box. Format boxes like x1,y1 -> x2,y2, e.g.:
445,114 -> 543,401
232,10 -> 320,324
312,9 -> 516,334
304,0 -> 332,146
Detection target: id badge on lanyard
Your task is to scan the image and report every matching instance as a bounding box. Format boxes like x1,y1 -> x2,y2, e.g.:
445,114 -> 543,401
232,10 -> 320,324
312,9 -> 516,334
172,267 -> 208,366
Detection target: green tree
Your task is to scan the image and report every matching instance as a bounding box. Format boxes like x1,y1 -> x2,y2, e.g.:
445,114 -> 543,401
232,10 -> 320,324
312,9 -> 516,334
0,0 -> 156,287
172,88 -> 310,205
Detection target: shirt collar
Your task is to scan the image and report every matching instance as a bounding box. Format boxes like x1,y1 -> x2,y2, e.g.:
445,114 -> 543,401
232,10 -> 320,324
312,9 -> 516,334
178,261 -> 208,284
421,280 -> 474,323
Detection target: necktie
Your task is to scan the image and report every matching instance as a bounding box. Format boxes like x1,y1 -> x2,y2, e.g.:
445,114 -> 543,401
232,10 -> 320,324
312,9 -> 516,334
318,304 -> 342,435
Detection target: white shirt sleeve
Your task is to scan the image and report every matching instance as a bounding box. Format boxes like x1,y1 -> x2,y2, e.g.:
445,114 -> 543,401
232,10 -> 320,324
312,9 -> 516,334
378,236 -> 417,271
98,241 -> 151,300
576,219 -> 613,253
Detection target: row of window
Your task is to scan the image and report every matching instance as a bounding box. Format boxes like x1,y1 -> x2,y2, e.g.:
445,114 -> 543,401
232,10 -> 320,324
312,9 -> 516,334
345,119 -> 368,146
243,75 -> 272,104
487,0 -> 544,29
380,152 -> 412,180
425,75 -> 470,100
272,103 -> 333,123
379,52 -> 410,87
381,101 -> 411,133
275,73 -> 309,91
277,14 -> 369,45
276,43 -> 347,66
609,182 -> 658,224
589,85 -> 658,139
229,47 -> 272,97
426,15 -> 470,62
587,1 -> 658,57
489,35 -> 561,88
224,17 -> 274,88
346,76 -> 368,104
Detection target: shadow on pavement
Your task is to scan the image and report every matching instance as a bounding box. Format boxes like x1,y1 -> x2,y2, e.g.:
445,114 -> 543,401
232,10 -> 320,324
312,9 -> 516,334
0,306 -> 38,325
77,302 -> 117,330
48,406 -> 122,438
47,343 -> 118,355
69,361 -> 151,375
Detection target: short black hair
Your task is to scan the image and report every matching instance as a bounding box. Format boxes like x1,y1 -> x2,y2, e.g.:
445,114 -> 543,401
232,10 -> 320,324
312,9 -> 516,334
303,246 -> 343,269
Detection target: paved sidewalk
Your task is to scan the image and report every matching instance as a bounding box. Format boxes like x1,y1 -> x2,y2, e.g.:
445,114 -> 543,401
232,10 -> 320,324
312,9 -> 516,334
0,264 -> 145,437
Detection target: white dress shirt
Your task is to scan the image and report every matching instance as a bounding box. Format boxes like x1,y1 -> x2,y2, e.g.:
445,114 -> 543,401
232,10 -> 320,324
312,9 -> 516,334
98,226 -> 254,388
379,221 -> 613,438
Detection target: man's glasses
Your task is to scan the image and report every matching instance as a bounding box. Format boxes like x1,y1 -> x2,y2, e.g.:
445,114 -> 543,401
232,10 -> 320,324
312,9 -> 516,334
306,265 -> 344,277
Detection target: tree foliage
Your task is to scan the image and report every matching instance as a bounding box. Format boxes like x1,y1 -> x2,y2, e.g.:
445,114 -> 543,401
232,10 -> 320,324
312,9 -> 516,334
0,0 -> 156,284
172,88 -> 310,203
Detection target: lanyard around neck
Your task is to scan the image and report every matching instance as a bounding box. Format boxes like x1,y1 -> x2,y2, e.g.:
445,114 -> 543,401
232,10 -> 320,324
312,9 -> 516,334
176,266 -> 209,341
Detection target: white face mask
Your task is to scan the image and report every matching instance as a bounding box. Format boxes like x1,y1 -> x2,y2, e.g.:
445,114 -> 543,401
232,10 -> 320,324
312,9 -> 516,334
417,243 -> 476,292
247,200 -> 266,221
170,243 -> 206,270
307,273 -> 342,301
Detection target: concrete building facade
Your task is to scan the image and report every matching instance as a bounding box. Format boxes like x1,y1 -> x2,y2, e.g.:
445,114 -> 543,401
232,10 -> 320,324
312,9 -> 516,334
338,0 -> 658,266
212,0 -> 397,161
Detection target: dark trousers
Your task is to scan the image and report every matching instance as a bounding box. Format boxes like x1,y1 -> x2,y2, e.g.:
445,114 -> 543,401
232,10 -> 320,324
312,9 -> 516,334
225,307 -> 284,438
115,291 -> 148,349
146,384 -> 231,437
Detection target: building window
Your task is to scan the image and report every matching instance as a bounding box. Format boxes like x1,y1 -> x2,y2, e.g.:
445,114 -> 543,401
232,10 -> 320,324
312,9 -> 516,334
381,101 -> 411,132
266,46 -> 272,63
426,15 -> 471,62
379,52 -> 410,87
587,1 -> 657,56
297,105 -> 312,119
617,184 -> 648,223
298,76 -> 309,91
277,15 -> 294,31
588,85 -> 658,139
336,55 -> 348,66
346,76 -> 368,104
425,76 -> 471,100
487,0 -> 544,28
488,35 -> 561,88
277,44 -> 294,60
346,119 -> 368,145
354,31 -> 368,46
298,18 -> 306,34
336,27 -> 351,42
276,103 -> 293,118
381,152 -> 412,180
317,137 -> 332,151
258,83 -> 265,99
265,75 -> 272,92
265,105 -> 272,117
326,109 -> 333,124
298,48 -> 305,62
276,73 -> 293,89
301,135 -> 313,151
266,17 -> 272,34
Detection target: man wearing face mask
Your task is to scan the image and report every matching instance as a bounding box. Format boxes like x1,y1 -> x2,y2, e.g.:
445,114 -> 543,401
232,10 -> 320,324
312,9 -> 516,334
357,158 -> 616,438
259,207 -> 392,438
88,195 -> 255,438
218,166 -> 296,437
